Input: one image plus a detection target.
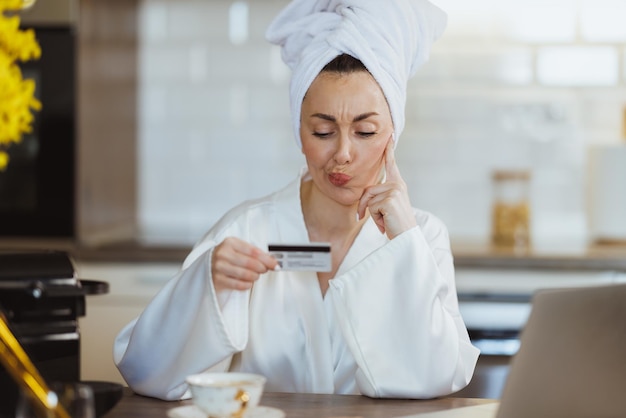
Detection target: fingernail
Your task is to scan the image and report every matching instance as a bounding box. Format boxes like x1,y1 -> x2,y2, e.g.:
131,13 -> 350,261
273,264 -> 281,271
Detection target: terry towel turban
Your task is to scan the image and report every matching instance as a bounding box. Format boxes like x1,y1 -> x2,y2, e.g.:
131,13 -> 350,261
266,0 -> 447,148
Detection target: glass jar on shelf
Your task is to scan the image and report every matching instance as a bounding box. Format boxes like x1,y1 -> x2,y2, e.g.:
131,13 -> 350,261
491,169 -> 531,251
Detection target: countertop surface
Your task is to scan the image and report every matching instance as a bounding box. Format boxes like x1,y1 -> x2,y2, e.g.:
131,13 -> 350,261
451,240 -> 626,271
2,238 -> 626,271
107,389 -> 498,418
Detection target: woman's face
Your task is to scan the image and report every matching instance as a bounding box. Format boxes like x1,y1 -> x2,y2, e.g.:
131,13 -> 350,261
300,71 -> 394,207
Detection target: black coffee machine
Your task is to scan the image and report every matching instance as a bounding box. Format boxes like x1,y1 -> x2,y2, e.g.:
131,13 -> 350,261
0,250 -> 110,417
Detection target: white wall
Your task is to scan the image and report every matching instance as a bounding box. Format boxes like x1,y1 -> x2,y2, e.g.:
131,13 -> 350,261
136,0 -> 626,247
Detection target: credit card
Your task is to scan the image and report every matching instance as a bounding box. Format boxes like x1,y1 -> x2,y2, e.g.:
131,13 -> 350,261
268,243 -> 331,272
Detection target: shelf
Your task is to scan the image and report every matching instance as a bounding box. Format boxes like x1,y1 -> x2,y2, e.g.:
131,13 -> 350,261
452,241 -> 626,272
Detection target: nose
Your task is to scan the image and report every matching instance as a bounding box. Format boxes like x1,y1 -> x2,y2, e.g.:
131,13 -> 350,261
333,133 -> 352,165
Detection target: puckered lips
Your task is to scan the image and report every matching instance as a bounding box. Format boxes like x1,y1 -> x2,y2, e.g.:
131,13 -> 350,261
328,172 -> 352,187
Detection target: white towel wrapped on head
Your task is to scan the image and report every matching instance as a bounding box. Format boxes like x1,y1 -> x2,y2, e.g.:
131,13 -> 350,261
266,0 -> 447,149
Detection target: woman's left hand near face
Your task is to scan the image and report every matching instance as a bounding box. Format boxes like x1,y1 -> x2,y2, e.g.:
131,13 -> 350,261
357,137 -> 417,239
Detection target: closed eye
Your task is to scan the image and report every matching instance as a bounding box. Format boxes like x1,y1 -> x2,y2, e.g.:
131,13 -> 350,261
313,131 -> 333,138
357,132 -> 376,138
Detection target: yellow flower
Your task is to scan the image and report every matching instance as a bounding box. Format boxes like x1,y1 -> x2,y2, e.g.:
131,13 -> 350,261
0,0 -> 42,171
0,151 -> 8,170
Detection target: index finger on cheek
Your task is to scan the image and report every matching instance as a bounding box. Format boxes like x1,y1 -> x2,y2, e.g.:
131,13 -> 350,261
384,137 -> 400,181
357,188 -> 374,219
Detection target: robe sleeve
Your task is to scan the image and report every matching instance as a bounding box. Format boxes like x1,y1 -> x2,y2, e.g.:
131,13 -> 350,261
111,188 -> 285,400
327,216 -> 480,399
112,242 -> 251,400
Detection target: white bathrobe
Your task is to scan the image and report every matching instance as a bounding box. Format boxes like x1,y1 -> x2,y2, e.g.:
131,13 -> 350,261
113,168 -> 479,401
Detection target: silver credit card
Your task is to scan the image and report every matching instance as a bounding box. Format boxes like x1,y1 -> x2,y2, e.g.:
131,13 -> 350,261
268,243 -> 331,272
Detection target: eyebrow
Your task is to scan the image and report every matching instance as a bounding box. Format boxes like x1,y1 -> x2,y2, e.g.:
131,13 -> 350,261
310,112 -> 379,123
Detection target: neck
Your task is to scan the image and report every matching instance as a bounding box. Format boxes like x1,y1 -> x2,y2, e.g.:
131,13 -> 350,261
300,179 -> 366,241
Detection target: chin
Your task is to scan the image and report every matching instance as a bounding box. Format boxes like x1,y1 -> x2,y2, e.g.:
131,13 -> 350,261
325,186 -> 362,207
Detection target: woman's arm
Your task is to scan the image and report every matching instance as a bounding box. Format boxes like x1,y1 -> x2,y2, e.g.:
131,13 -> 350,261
113,247 -> 251,400
112,198 -> 279,400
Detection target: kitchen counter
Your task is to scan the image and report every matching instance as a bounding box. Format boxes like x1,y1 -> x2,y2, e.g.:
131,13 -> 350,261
2,238 -> 626,271
452,241 -> 626,272
0,238 -> 189,264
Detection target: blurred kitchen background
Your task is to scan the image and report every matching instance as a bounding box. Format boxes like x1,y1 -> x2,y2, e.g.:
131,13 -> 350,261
2,0 -> 626,399
3,0 -> 624,250
84,0 -> 626,250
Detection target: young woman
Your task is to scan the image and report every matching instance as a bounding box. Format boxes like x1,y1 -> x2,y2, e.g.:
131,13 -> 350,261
114,0 -> 479,401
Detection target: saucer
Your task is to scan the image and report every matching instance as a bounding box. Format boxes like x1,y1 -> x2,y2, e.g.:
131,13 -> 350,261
167,404 -> 285,418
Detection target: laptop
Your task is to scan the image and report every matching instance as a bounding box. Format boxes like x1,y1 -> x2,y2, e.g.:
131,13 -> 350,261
404,283 -> 626,418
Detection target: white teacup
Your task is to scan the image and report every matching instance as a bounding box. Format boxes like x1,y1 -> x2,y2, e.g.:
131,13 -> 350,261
186,372 -> 266,418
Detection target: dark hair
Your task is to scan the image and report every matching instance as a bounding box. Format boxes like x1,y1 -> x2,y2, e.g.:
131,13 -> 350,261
321,54 -> 369,74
